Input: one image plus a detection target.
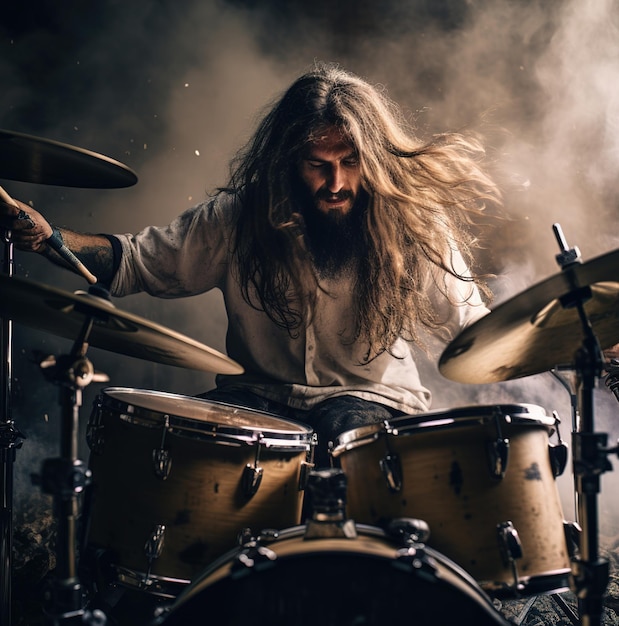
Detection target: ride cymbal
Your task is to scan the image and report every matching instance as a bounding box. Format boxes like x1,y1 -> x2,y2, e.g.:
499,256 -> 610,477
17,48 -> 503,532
0,128 -> 137,188
0,274 -> 243,375
439,249 -> 619,383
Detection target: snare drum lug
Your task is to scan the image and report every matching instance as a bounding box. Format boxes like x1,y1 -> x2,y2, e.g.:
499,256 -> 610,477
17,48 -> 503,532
86,399 -> 105,454
298,460 -> 315,491
242,463 -> 264,498
152,415 -> 173,479
86,422 -> 105,455
549,411 -> 569,477
243,436 -> 265,498
380,453 -> 402,493
152,448 -> 172,480
142,524 -> 166,586
144,524 -> 166,562
497,521 -> 523,591
549,443 -> 569,477
487,438 -> 510,479
563,520 -> 582,558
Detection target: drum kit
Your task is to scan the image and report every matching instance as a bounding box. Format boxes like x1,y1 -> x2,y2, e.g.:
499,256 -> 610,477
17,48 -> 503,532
1,129 -> 619,626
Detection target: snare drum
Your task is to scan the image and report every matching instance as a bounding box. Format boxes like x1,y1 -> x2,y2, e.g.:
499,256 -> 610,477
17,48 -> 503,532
85,387 -> 314,596
331,404 -> 571,597
156,524 -> 511,626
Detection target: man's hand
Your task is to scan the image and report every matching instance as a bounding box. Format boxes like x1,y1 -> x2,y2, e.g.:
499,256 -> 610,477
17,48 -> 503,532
0,194 -> 53,252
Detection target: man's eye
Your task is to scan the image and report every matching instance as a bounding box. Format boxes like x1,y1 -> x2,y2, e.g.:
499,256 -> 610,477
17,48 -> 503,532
307,161 -> 325,169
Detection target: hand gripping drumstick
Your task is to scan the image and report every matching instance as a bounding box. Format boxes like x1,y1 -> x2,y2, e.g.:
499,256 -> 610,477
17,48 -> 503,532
0,185 -> 98,285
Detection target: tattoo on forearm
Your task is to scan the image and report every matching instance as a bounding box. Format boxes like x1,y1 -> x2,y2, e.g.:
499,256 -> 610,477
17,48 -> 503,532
43,239 -> 115,284
79,245 -> 115,283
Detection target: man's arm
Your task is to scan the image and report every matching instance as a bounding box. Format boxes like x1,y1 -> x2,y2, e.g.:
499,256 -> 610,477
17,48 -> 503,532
0,196 -> 116,284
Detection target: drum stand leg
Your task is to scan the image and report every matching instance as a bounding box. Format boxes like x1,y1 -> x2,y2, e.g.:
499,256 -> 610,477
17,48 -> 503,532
551,225 -> 612,626
570,339 -> 611,626
34,315 -> 108,625
0,231 -> 26,626
513,593 -> 580,626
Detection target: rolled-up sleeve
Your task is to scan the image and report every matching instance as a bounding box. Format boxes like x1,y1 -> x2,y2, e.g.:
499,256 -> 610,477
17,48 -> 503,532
110,196 -> 235,298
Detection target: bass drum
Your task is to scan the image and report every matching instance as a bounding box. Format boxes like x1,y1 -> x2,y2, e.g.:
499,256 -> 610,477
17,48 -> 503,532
156,524 -> 511,626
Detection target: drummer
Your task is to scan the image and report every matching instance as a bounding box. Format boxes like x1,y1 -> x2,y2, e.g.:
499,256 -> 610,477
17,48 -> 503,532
1,63 -> 500,467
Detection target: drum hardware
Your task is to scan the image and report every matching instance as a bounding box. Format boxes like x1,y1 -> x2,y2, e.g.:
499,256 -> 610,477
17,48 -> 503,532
1,188 -> 19,626
304,468 -> 356,539
378,419 -> 403,493
384,516 -> 431,545
241,434 -> 265,498
549,412 -> 569,478
551,225 -> 612,626
143,525 -> 167,584
29,297 -> 111,624
232,528 -> 279,574
564,520 -> 582,560
298,432 -> 317,490
487,410 -> 510,479
496,521 -> 524,594
511,593 -> 580,626
85,398 -> 105,455
153,416 -> 173,480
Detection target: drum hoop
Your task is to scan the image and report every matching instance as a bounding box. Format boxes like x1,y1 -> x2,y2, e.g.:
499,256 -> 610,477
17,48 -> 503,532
96,387 -> 313,449
180,522 -> 499,609
331,403 -> 553,456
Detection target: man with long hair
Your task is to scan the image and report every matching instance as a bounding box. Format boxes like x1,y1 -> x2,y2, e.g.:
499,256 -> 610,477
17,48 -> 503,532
1,63 -> 500,466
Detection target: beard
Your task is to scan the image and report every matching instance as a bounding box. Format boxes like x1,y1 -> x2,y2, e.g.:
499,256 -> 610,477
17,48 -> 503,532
293,181 -> 369,279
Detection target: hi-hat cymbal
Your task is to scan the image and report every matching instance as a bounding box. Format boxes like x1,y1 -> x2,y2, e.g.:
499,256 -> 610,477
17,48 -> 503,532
0,274 -> 243,375
0,128 -> 137,188
439,248 -> 619,384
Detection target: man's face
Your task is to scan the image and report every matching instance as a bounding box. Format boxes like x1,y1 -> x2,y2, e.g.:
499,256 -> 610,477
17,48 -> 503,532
297,126 -> 362,217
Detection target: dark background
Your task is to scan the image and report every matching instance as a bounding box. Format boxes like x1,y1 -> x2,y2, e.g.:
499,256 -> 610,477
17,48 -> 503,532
2,0 -> 619,542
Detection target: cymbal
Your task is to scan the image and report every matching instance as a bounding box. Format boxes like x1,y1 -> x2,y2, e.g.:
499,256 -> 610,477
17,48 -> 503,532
0,274 -> 244,375
0,128 -> 138,188
439,248 -> 619,384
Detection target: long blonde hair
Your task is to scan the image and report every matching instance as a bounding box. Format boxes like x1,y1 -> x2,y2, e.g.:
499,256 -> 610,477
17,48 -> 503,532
224,63 -> 500,359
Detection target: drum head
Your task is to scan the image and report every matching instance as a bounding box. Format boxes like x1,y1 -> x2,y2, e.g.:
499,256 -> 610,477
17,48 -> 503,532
99,387 -> 312,446
332,403 -> 554,454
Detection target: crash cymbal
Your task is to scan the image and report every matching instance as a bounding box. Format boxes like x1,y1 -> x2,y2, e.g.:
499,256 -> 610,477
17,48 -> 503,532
439,248 -> 619,384
0,128 -> 137,188
0,274 -> 243,375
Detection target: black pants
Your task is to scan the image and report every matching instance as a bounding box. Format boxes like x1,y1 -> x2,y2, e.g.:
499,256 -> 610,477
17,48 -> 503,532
198,389 -> 405,469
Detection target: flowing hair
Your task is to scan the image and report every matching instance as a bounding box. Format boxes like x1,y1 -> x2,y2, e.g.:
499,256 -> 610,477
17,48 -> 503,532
222,62 -> 500,360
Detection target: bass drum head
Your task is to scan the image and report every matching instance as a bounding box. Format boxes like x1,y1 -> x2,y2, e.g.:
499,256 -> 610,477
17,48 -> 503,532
158,525 -> 510,626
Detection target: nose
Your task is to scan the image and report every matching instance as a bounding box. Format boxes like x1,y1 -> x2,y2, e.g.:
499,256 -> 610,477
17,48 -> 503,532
326,164 -> 345,193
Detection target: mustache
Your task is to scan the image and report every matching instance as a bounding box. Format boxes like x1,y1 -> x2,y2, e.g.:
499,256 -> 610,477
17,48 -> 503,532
315,189 -> 354,202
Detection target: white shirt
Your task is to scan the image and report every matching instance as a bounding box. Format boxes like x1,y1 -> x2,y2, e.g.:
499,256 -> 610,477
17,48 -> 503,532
110,192 -> 488,413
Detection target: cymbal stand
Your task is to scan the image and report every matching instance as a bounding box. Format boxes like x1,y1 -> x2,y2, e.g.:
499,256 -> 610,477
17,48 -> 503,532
35,304 -> 106,625
1,228 -> 24,626
553,224 -> 612,626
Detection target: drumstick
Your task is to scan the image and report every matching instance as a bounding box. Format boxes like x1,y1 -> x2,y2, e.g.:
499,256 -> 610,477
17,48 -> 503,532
0,185 -> 18,208
0,185 -> 19,246
0,185 -> 98,285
